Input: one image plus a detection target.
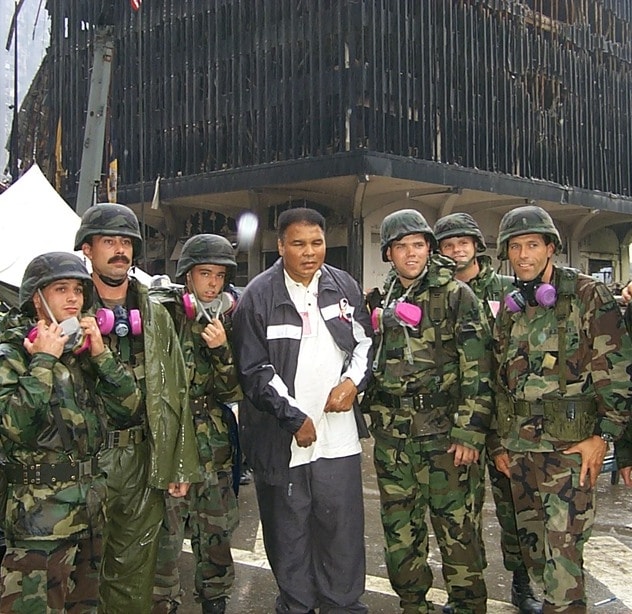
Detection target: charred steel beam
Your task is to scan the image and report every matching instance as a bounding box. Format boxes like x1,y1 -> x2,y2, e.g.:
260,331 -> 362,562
116,151 -> 632,214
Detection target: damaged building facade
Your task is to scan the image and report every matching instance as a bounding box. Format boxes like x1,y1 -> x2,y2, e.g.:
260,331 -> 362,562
17,0 -> 632,288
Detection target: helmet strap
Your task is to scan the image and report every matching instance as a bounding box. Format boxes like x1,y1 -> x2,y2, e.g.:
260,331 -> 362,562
97,273 -> 128,287
185,274 -> 214,322
455,254 -> 477,272
36,289 -> 58,324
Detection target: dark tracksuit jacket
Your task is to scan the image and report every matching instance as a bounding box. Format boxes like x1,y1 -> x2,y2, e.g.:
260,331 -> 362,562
232,258 -> 373,486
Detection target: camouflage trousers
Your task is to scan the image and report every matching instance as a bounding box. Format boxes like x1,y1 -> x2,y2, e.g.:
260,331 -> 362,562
0,536 -> 102,613
152,470 -> 239,613
372,431 -> 487,614
470,452 -> 523,572
508,450 -> 595,614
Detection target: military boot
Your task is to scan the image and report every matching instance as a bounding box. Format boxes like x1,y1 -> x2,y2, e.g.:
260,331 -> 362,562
511,566 -> 542,614
202,597 -> 226,614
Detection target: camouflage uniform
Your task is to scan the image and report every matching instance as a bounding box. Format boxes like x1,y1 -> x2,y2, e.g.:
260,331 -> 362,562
435,212 -> 541,614
151,234 -> 242,614
493,206 -> 632,613
369,212 -> 492,614
467,258 -> 525,564
0,253 -> 141,613
615,421 -> 632,472
615,303 -> 632,469
75,204 -> 202,613
614,305 -> 632,473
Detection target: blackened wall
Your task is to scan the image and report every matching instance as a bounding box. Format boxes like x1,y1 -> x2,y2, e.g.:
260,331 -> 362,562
43,0 -> 632,202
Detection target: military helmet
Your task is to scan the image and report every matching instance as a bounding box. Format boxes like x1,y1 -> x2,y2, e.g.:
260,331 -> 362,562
434,212 -> 486,253
176,234 -> 237,278
380,209 -> 436,262
496,205 -> 563,260
19,252 -> 94,312
74,203 -> 143,255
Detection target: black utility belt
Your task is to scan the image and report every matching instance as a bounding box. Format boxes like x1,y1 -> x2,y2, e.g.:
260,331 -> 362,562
106,425 -> 146,448
377,390 -> 449,411
5,457 -> 100,486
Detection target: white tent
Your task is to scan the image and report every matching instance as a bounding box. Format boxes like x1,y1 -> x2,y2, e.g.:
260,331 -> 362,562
0,164 -> 151,307
0,164 -> 81,288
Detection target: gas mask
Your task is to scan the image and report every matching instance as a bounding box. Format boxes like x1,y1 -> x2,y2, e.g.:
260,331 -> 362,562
27,316 -> 91,355
59,316 -> 91,353
371,300 -> 422,334
505,273 -> 557,313
182,291 -> 235,322
96,306 -> 143,337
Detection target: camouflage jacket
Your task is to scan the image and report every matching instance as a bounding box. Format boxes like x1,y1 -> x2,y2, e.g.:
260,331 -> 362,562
93,279 -> 202,488
493,267 -> 632,452
467,256 -> 513,454
615,305 -> 632,467
467,255 -> 514,328
149,285 -> 242,474
370,255 -> 493,450
615,421 -> 632,470
0,309 -> 140,541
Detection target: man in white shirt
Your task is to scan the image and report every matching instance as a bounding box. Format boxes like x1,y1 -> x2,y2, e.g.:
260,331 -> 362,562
233,208 -> 374,614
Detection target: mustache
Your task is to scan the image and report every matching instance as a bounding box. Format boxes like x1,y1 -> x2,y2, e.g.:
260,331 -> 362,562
107,255 -> 131,265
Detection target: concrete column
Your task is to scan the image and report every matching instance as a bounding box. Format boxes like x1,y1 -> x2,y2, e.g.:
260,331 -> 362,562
349,175 -> 369,285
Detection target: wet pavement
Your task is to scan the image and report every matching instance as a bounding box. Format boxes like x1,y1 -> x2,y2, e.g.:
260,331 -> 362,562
179,439 -> 632,613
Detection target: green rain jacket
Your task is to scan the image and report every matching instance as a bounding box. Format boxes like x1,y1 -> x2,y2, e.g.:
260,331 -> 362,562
136,280 -> 202,487
97,279 -> 202,488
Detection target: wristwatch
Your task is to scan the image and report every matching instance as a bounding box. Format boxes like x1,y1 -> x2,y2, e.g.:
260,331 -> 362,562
599,432 -> 614,443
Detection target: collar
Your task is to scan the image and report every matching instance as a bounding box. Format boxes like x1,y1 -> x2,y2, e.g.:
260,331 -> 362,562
283,267 -> 322,294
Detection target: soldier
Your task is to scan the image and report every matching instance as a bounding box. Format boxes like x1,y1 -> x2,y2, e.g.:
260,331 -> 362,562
615,423 -> 632,487
493,205 -> 632,613
150,234 -> 243,614
615,287 -> 632,486
232,207 -> 373,614
0,252 -> 140,612
434,212 -> 541,614
75,203 -> 202,612
367,209 -> 492,614
622,281 -> 632,344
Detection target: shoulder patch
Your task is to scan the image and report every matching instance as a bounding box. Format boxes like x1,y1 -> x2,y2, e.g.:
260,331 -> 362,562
595,283 -> 615,306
